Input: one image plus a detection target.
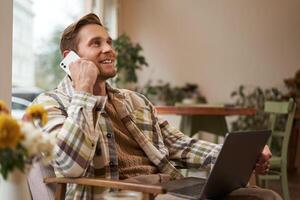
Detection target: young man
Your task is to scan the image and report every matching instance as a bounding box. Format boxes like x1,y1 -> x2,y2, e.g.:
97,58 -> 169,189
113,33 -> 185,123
33,13 -> 281,200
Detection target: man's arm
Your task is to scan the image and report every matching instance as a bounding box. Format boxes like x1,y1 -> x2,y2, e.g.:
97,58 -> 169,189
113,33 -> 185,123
141,98 -> 222,169
33,91 -> 105,177
36,56 -> 104,178
158,117 -> 221,169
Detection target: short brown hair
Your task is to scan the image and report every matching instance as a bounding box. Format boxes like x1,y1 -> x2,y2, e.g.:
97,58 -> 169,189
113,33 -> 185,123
60,13 -> 103,54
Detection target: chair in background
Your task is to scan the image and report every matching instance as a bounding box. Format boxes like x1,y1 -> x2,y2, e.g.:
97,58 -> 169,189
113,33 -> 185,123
258,98 -> 296,200
27,162 -> 166,200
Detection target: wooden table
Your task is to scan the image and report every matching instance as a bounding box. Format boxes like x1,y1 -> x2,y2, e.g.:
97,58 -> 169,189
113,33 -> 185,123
156,105 -> 256,138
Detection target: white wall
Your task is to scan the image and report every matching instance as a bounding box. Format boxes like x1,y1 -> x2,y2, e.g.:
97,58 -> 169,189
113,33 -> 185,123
119,0 -> 300,103
0,1 -> 13,106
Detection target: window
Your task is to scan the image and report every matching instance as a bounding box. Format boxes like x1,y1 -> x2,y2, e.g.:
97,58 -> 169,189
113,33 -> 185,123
11,0 -> 118,117
12,0 -> 85,117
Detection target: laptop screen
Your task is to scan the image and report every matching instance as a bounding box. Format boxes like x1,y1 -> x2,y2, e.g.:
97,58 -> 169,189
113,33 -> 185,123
202,130 -> 271,199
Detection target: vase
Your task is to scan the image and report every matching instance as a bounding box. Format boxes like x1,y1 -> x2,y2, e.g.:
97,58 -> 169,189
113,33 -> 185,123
0,169 -> 31,200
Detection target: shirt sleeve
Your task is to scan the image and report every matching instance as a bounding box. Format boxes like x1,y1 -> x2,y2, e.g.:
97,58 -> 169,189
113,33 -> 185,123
33,91 -> 107,177
155,109 -> 222,169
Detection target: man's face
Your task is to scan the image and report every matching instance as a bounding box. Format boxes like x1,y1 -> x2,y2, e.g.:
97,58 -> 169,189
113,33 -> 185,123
76,24 -> 117,80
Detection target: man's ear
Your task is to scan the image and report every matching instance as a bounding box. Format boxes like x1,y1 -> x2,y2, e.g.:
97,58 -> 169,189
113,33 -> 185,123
63,50 -> 70,58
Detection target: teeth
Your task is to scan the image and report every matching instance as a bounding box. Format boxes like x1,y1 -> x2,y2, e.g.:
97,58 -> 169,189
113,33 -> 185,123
101,59 -> 112,64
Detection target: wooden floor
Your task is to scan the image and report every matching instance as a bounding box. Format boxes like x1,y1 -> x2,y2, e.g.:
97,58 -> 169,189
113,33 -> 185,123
268,172 -> 300,200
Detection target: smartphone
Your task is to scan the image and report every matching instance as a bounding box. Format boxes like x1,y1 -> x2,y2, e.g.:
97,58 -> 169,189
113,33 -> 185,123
59,51 -> 80,76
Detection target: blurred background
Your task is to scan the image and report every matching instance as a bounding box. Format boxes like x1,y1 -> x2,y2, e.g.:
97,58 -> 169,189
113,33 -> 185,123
8,0 -> 300,105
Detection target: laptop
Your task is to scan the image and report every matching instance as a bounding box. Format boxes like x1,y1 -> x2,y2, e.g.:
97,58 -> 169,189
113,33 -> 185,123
162,130 -> 271,200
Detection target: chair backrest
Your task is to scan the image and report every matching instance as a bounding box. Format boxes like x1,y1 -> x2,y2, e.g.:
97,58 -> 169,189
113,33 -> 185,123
264,98 -> 296,165
27,162 -> 56,200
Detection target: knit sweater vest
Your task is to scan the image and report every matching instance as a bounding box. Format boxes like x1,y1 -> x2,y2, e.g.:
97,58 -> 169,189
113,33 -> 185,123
105,98 -> 158,179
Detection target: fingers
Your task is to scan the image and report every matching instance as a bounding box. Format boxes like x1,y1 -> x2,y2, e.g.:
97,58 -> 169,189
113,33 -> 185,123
257,145 -> 272,165
69,59 -> 99,93
255,160 -> 271,174
261,145 -> 272,160
254,146 -> 273,175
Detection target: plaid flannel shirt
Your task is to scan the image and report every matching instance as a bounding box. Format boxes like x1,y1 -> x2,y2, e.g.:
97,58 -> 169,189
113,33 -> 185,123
32,76 -> 221,200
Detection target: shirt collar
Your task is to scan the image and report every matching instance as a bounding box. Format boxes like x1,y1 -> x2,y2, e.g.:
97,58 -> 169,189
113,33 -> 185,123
56,75 -> 124,99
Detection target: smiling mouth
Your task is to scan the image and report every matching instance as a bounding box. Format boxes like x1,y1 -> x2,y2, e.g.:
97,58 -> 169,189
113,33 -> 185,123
100,59 -> 114,64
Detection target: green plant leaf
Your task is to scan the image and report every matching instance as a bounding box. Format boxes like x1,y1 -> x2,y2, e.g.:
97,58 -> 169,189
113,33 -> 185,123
113,34 -> 148,86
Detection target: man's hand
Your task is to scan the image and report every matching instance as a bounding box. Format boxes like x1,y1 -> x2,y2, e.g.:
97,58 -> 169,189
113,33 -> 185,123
255,145 -> 272,174
69,59 -> 99,94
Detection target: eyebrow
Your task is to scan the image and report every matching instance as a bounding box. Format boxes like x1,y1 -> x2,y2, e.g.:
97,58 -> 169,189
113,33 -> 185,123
88,36 -> 112,44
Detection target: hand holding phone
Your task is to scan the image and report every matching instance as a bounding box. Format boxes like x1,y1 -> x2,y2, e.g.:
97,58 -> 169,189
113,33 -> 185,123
59,51 -> 99,94
59,51 -> 80,76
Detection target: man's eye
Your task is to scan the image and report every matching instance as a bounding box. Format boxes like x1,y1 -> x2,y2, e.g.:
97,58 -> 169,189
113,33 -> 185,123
107,40 -> 112,45
93,41 -> 101,46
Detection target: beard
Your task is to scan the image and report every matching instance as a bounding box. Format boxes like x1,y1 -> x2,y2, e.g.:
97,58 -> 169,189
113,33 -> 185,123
97,65 -> 117,81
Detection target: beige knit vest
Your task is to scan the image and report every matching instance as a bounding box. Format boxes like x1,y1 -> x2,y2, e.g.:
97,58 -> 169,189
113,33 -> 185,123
105,98 -> 158,179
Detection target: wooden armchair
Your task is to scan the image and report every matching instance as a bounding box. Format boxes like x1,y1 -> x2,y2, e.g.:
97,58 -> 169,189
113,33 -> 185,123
27,162 -> 166,200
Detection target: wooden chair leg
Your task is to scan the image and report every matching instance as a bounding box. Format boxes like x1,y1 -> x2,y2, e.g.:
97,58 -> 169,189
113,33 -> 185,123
281,171 -> 290,200
55,183 -> 66,200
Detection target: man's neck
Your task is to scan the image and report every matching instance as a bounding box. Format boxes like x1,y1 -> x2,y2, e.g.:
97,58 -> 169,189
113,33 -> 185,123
93,80 -> 106,96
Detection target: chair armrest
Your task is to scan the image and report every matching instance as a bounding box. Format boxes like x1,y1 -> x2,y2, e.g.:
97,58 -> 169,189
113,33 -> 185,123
44,177 -> 166,195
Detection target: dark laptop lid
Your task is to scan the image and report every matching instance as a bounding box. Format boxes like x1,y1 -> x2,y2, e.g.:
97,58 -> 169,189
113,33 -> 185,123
201,130 -> 271,199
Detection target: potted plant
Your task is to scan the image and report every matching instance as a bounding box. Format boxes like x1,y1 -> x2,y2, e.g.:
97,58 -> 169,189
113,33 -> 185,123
113,34 -> 148,89
141,81 -> 206,106
230,85 -> 284,131
284,69 -> 300,106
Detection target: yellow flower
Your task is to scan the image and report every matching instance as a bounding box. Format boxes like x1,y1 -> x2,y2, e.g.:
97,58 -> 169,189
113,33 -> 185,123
0,100 -> 9,114
0,114 -> 23,148
25,105 -> 48,126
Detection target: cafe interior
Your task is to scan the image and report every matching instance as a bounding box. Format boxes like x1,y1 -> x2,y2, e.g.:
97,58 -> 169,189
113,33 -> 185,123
0,0 -> 300,199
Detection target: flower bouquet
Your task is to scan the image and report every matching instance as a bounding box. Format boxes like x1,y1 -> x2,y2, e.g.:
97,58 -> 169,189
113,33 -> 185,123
0,100 -> 55,199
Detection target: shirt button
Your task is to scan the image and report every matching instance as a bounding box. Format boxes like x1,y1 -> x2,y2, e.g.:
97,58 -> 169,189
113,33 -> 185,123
107,133 -> 112,138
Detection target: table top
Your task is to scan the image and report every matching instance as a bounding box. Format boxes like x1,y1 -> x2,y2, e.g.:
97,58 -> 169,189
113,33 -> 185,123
155,105 -> 256,116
